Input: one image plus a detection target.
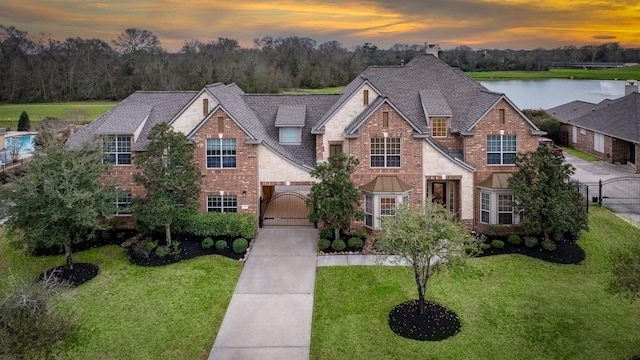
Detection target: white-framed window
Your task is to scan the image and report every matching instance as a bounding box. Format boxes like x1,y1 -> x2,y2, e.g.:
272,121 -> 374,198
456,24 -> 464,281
380,197 -> 396,216
487,135 -> 517,165
115,192 -> 132,216
594,133 -> 605,153
207,195 -> 237,213
102,135 -> 131,165
364,195 -> 373,227
480,192 -> 490,224
370,137 -> 400,168
279,127 -> 301,144
479,190 -> 518,225
497,194 -> 514,225
572,126 -> 577,143
206,138 -> 236,168
362,191 -> 410,229
580,127 -> 586,135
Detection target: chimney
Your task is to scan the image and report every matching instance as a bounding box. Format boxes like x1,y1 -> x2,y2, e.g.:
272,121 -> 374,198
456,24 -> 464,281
425,43 -> 439,58
626,80 -> 638,96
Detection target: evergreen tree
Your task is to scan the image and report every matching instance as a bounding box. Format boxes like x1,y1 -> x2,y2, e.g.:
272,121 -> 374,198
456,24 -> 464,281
306,153 -> 363,240
133,123 -> 203,248
0,138 -> 116,268
17,111 -> 30,131
508,145 -> 588,246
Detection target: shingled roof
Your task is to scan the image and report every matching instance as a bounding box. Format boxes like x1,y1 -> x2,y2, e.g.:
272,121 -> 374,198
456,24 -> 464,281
548,92 -> 640,143
67,91 -> 196,150
243,93 -> 339,168
313,54 -> 513,136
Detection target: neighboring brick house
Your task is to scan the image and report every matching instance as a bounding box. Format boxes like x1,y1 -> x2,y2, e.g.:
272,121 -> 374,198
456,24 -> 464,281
548,81 -> 640,172
67,51 -> 543,232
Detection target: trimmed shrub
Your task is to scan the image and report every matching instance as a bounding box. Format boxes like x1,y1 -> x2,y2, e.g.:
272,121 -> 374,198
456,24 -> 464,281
318,238 -> 331,251
480,243 -> 491,250
508,234 -> 522,245
154,245 -> 169,258
201,237 -> 214,249
353,227 -> 368,239
232,238 -> 248,254
491,239 -> 505,249
331,239 -> 346,251
347,237 -> 363,249
319,228 -> 334,240
524,236 -> 539,248
179,212 -> 257,239
542,240 -> 557,251
215,240 -> 227,252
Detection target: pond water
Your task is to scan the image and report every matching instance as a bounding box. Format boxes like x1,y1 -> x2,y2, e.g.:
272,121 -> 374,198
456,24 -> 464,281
4,133 -> 36,154
479,79 -> 627,110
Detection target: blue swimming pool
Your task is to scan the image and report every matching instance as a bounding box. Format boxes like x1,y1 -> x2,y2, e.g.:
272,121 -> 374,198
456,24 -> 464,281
4,133 -> 36,154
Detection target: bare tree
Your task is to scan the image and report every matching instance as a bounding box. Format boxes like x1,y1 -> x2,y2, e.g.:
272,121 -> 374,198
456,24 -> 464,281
112,28 -> 161,54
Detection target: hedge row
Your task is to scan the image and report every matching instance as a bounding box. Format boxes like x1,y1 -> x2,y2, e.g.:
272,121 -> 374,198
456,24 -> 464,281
179,212 -> 257,239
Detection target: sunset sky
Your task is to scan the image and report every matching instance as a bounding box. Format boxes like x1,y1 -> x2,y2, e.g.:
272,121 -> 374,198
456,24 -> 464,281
1,0 -> 639,52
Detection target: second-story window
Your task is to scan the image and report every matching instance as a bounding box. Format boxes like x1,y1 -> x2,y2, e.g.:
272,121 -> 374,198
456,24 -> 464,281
487,135 -> 516,165
102,135 -> 131,165
371,137 -> 400,168
206,138 -> 236,168
431,118 -> 447,137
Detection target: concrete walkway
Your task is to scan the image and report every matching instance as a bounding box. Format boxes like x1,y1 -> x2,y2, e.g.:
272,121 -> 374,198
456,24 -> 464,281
209,227 -> 319,360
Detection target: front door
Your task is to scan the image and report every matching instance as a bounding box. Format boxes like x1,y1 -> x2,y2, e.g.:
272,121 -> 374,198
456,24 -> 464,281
429,181 -> 459,217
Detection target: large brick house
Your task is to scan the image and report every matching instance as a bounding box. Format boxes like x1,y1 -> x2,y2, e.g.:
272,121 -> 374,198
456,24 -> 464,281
548,81 -> 640,173
68,49 -> 544,231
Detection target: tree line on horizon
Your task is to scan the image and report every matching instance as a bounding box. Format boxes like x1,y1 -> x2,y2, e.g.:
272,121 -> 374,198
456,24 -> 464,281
2,24 -> 640,104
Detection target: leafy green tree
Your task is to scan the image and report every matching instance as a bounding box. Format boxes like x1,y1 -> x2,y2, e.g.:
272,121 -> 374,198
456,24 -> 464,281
133,123 -> 202,247
375,202 -> 481,314
17,110 -> 30,131
523,109 -> 561,144
306,153 -> 364,241
508,145 -> 588,245
0,138 -> 116,268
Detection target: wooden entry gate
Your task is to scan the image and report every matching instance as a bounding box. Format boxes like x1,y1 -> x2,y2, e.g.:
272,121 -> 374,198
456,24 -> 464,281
259,191 -> 314,227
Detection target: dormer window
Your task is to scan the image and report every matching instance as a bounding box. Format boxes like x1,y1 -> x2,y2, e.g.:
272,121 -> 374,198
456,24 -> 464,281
275,104 -> 305,146
279,127 -> 302,144
431,118 -> 447,137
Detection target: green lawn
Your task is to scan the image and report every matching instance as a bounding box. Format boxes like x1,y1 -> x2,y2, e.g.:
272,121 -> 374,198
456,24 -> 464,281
467,65 -> 640,81
563,147 -> 602,161
311,206 -> 640,360
0,232 -> 242,359
0,102 -> 117,129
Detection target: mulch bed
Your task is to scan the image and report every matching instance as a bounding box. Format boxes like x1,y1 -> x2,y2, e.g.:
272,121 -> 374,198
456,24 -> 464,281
477,239 -> 585,264
127,239 -> 249,266
37,263 -> 99,287
388,300 -> 461,341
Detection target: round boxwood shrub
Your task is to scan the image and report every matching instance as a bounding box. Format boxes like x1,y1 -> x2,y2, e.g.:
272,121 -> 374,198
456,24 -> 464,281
507,234 -> 522,246
215,239 -> 227,252
331,239 -> 346,251
318,238 -> 331,251
201,237 -> 214,249
480,243 -> 491,250
155,245 -> 169,257
319,228 -> 334,240
347,237 -> 363,249
232,238 -> 248,254
541,240 -> 557,251
491,239 -> 505,249
524,236 -> 539,248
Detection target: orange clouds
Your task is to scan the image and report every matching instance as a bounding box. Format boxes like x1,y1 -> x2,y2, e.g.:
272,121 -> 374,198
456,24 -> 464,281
0,0 -> 638,51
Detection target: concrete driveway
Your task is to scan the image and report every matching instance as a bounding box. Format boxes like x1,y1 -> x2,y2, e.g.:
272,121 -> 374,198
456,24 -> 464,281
565,152 -> 640,225
209,227 -> 318,360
